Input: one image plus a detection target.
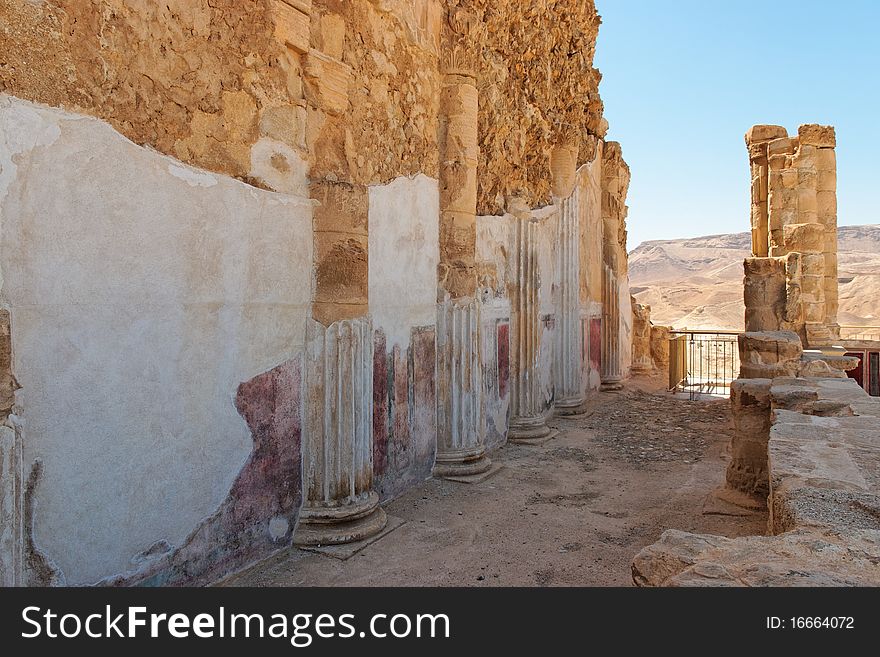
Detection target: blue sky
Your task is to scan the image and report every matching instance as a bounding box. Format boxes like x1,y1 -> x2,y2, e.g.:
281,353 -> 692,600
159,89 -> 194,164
594,0 -> 880,251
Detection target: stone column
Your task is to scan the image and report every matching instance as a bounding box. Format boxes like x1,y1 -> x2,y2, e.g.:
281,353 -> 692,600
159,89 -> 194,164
745,125 -> 788,256
434,7 -> 490,474
553,163 -> 585,414
631,297 -> 653,373
508,201 -> 553,442
805,125 -> 840,339
0,309 -> 23,586
600,142 -> 629,390
434,299 -> 491,476
295,317 -> 387,546
600,263 -> 622,389
0,423 -> 23,586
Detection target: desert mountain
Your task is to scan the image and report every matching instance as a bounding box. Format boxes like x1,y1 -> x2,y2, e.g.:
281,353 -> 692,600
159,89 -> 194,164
629,224 -> 880,330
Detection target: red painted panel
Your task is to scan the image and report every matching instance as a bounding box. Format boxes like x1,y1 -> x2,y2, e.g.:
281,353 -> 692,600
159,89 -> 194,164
497,322 -> 510,399
845,351 -> 864,388
372,330 -> 389,477
590,316 -> 602,370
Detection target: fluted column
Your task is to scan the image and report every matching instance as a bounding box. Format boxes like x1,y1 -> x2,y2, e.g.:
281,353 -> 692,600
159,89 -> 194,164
509,207 -> 552,442
295,317 -> 386,546
434,299 -> 491,476
601,263 -> 623,390
0,424 -> 23,586
554,184 -> 584,414
435,10 -> 486,475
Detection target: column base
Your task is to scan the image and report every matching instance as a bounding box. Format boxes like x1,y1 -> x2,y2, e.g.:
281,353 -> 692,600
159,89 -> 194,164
293,491 -> 387,547
600,376 -> 624,392
553,396 -> 586,416
433,445 -> 492,478
508,414 -> 553,443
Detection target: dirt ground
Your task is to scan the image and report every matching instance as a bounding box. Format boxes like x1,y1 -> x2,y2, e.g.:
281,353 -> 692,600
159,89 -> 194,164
223,374 -> 766,587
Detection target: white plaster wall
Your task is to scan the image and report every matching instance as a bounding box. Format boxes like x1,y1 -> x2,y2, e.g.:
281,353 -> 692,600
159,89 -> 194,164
0,96 -> 313,585
368,174 -> 440,348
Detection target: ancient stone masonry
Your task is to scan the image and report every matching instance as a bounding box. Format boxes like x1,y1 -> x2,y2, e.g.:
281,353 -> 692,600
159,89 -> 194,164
633,124 -> 877,588
744,124 -> 839,347
0,1 -> 635,584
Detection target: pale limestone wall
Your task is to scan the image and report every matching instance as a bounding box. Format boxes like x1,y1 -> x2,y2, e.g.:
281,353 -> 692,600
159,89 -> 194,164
0,96 -> 312,584
368,174 -> 440,349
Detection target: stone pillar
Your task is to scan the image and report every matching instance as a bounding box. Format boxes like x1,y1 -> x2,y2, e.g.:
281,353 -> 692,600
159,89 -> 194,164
0,423 -> 23,586
600,142 -> 629,390
631,297 -> 653,373
553,176 -> 584,414
600,263 -> 622,389
295,317 -> 386,546
508,201 -> 552,442
745,125 -> 787,256
726,378 -> 772,499
434,299 -> 491,476
743,257 -> 787,332
804,125 -> 840,339
434,7 -> 487,472
0,309 -> 22,586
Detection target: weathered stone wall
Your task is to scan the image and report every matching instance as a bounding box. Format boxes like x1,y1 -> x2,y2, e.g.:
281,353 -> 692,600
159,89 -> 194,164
471,1 -> 605,214
0,96 -> 312,585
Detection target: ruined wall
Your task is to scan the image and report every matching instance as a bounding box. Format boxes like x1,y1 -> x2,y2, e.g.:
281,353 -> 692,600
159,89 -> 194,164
0,96 -> 311,585
471,0 -> 605,214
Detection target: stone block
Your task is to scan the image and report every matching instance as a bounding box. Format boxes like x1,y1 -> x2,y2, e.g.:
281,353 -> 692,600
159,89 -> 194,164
817,169 -> 836,192
310,180 -> 368,235
316,13 -> 346,60
815,148 -> 836,171
797,188 -> 817,214
738,330 -> 803,369
313,231 -> 369,306
780,167 -> 798,189
768,137 -> 796,156
272,0 -> 311,53
783,222 -> 825,253
303,50 -> 351,115
800,253 -> 825,271
259,103 -> 308,150
798,124 -> 836,148
746,125 -> 788,144
816,190 -> 836,218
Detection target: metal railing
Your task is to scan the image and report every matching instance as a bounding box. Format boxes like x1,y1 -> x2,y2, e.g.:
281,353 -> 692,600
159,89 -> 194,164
668,330 -> 740,400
